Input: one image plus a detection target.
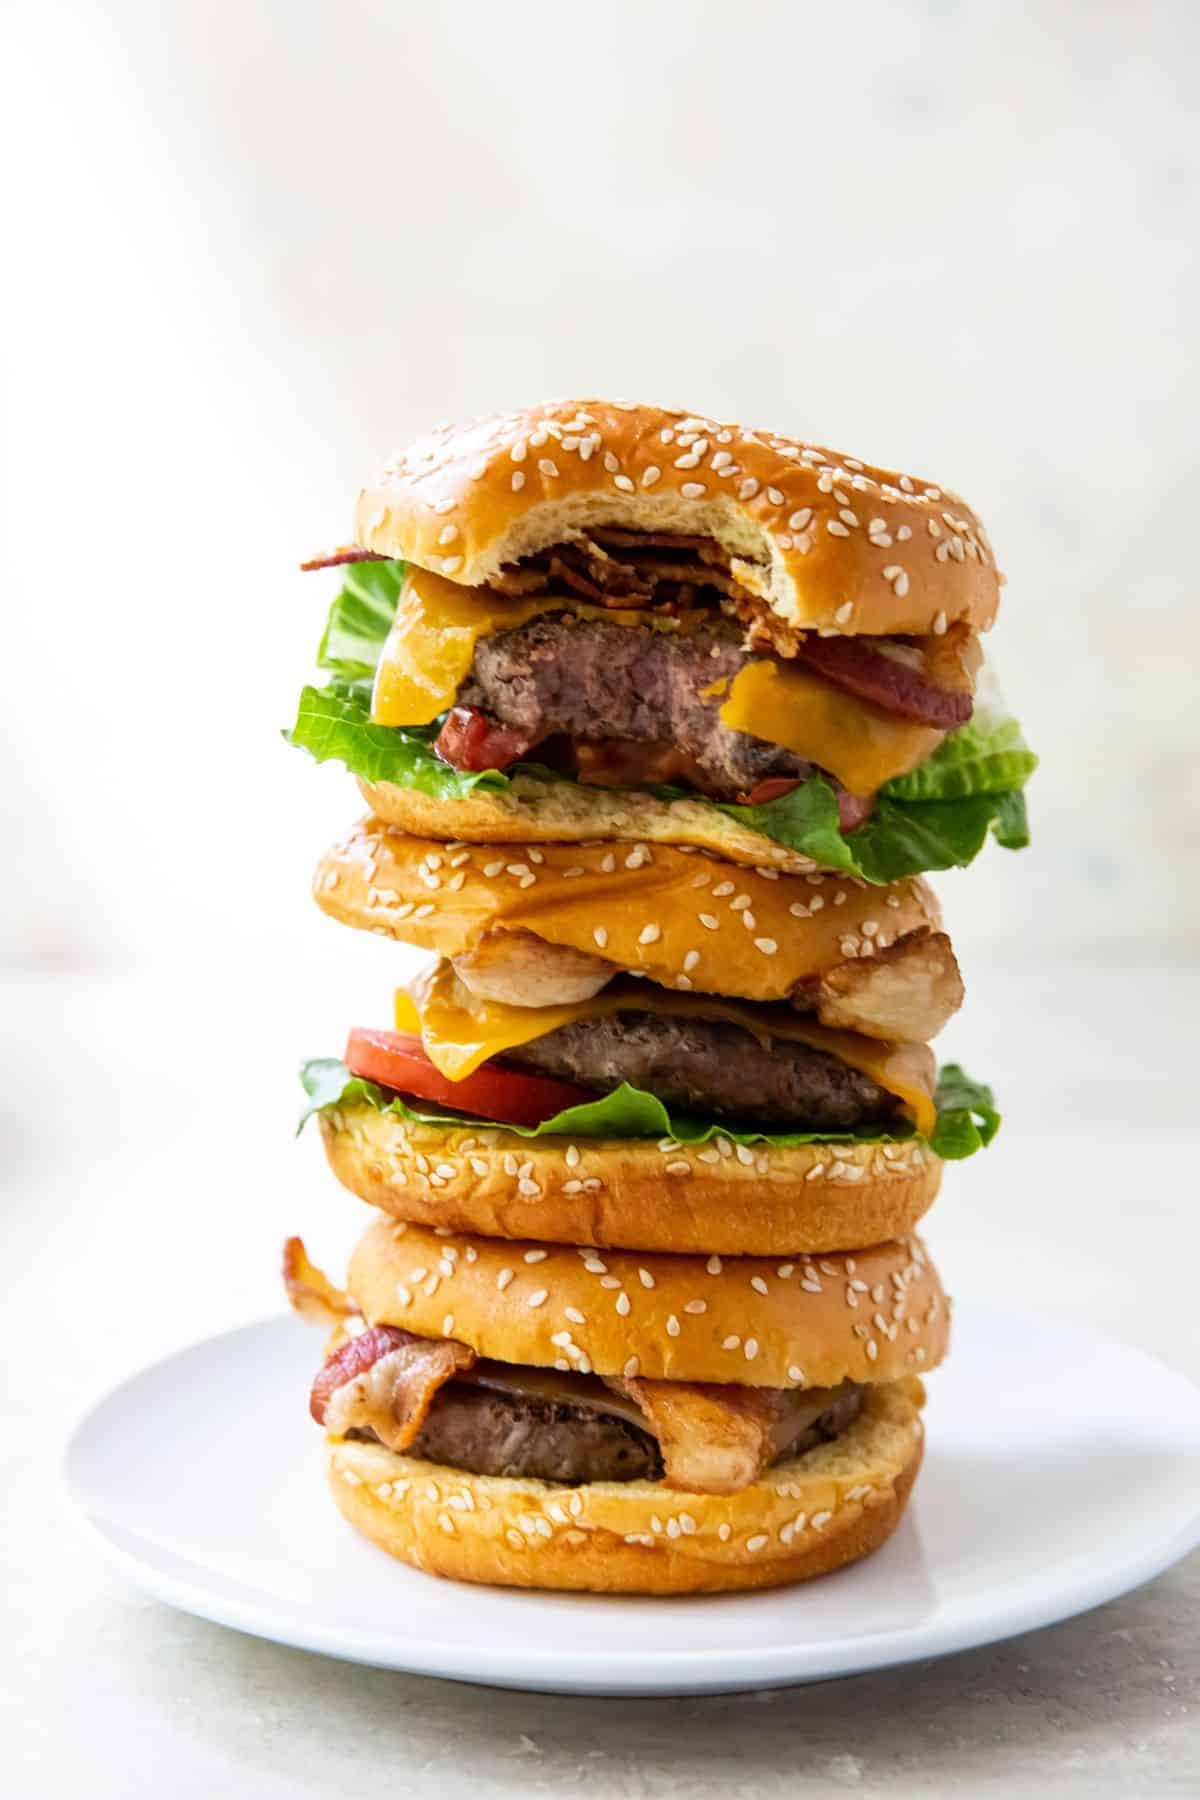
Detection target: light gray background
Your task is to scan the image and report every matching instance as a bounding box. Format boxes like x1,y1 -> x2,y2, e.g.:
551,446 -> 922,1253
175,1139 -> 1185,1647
2,1 -> 1198,1793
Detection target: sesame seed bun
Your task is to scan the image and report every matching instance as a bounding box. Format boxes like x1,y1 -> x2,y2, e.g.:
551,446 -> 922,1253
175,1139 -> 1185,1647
347,1216 -> 949,1390
314,817 -> 947,1012
320,1103 -> 942,1256
358,773 -> 827,875
356,400 -> 1000,640
324,1376 -> 925,1594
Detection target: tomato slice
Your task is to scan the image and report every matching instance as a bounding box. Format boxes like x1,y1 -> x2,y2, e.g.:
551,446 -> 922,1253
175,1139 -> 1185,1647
344,1028 -> 597,1129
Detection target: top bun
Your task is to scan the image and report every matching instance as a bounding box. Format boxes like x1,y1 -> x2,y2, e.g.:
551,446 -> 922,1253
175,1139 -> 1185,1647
348,1215 -> 949,1392
354,399 -> 1001,640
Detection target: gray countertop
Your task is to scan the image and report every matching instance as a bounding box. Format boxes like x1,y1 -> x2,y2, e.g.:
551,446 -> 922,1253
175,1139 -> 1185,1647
5,958 -> 1198,1795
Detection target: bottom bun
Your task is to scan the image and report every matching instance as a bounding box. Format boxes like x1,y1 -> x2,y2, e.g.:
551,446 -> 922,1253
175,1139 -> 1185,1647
359,774 -> 819,873
321,1107 -> 941,1257
324,1376 -> 925,1594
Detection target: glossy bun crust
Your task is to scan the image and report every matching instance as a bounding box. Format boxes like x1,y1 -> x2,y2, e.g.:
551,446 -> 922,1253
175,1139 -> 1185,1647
354,399 -> 1000,640
321,1103 -> 941,1256
325,1376 -> 925,1593
347,1216 -> 949,1390
313,817 -> 944,1006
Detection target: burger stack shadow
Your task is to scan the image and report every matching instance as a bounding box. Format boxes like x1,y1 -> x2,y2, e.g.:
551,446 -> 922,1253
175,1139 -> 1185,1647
285,400 -> 1035,1594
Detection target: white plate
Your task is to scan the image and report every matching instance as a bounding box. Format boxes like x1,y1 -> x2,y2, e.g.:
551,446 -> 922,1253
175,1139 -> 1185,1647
63,1302 -> 1200,1696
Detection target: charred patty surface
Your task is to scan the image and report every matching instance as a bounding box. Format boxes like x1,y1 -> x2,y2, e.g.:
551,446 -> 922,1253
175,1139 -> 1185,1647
509,1010 -> 900,1130
353,1382 -> 864,1485
458,615 -> 814,801
413,1389 -> 661,1484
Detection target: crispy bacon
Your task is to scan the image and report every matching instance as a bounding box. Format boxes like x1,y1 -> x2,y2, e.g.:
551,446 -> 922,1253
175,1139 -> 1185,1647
617,1378 -> 783,1492
299,546 -> 390,572
310,1324 -> 476,1452
434,705 -> 539,772
614,1378 -> 863,1493
282,1237 -> 358,1328
793,636 -> 973,728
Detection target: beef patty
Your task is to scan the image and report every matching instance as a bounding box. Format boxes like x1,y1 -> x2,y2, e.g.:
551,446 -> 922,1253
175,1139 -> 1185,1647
351,1382 -> 864,1486
508,1010 -> 900,1131
458,615 -> 814,801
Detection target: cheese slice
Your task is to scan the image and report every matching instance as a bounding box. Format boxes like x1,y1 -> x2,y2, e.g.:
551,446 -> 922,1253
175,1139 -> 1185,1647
371,569 -> 552,726
371,566 -> 689,727
719,661 -> 943,796
394,961 -> 937,1136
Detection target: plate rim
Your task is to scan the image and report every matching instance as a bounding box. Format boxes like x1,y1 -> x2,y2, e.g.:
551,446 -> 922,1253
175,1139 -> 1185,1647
62,1304 -> 1200,1696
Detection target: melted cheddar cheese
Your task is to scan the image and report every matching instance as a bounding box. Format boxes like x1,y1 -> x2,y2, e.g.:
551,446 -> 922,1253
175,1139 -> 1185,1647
719,662 -> 943,796
394,961 -> 937,1136
371,567 -> 691,727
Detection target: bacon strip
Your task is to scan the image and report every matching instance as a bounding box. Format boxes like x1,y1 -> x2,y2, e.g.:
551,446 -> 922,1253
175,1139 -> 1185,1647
793,636 -> 973,728
282,1237 -> 358,1328
617,1378 -> 782,1492
310,1323 -> 476,1451
299,546 -> 389,572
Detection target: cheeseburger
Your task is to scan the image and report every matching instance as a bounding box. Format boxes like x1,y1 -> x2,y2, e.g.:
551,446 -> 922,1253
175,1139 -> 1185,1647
290,399 -> 1036,882
286,1218 -> 946,1594
301,820 -> 999,1256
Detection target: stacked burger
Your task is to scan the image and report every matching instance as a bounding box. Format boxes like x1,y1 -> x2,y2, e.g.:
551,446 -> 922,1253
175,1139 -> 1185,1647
286,400 -> 1034,1594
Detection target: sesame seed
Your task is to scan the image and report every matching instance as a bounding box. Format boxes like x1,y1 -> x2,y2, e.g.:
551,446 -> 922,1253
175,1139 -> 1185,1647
754,937 -> 778,955
565,1307 -> 585,1325
642,465 -> 661,487
707,1255 -> 723,1274
826,520 -> 851,538
593,927 -> 608,949
527,1290 -> 548,1309
722,1335 -> 741,1351
787,1365 -> 806,1383
638,923 -> 661,945
744,1338 -> 759,1361
699,913 -> 719,930
750,1276 -> 769,1295
747,1534 -> 769,1552
811,1511 -> 832,1530
623,1356 -> 640,1378
738,478 -> 760,500
680,482 -> 705,498
497,1269 -> 514,1291
615,1292 -> 631,1317
683,950 -> 699,972
614,474 -> 635,493
524,1249 -> 548,1263
666,1315 -> 680,1337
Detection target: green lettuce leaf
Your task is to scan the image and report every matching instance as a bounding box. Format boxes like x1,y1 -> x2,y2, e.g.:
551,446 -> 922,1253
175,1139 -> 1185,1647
287,558 -> 1036,881
314,558 -> 406,697
299,1059 -> 998,1161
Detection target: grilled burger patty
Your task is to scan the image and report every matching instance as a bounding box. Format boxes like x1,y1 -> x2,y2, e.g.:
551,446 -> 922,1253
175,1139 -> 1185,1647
508,1010 -> 900,1130
350,1381 -> 864,1485
459,615 -> 812,801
